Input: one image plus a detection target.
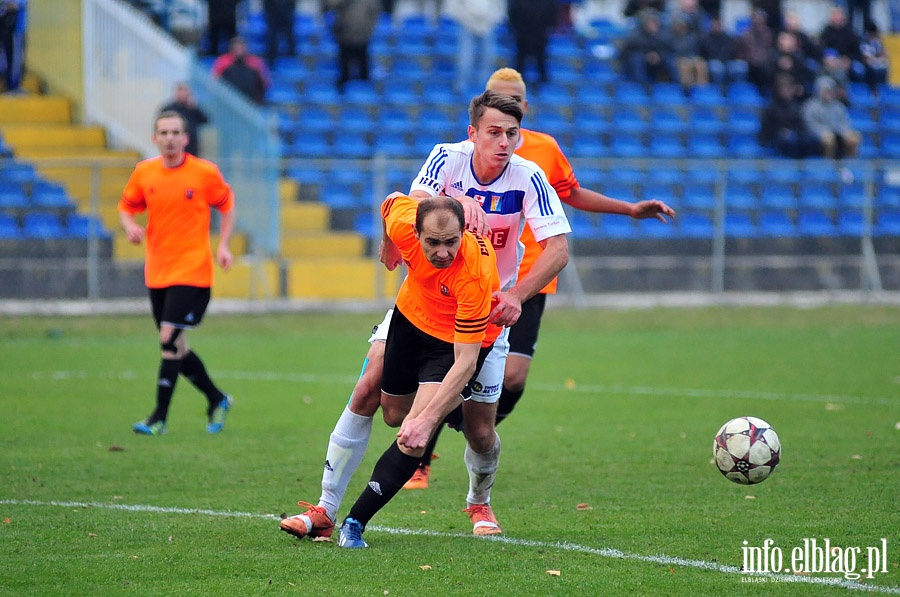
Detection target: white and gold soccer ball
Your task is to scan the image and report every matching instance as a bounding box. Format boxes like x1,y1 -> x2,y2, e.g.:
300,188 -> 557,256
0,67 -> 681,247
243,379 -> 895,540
713,416 -> 781,485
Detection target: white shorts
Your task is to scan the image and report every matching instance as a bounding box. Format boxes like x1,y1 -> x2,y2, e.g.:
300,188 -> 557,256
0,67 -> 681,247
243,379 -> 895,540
370,307 -> 508,404
368,308 -> 393,343
468,327 -> 510,404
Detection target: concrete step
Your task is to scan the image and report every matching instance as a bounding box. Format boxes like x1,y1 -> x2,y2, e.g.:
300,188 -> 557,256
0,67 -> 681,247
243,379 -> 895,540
0,95 -> 72,125
212,258 -> 281,299
281,231 -> 366,258
0,124 -> 108,150
281,201 -> 330,231
113,233 -> 249,261
286,257 -> 401,299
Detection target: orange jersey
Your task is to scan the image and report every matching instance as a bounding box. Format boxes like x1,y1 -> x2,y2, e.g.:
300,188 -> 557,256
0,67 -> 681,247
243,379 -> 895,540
119,154 -> 234,289
382,195 -> 502,348
515,128 -> 579,294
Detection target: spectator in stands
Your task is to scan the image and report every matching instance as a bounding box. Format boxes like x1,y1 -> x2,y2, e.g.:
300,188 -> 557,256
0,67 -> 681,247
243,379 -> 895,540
759,73 -> 820,158
783,10 -> 822,76
507,0 -> 557,87
670,0 -> 705,37
159,82 -> 210,157
670,13 -> 708,92
846,0 -> 873,34
0,0 -> 21,92
752,0 -> 782,32
818,48 -> 853,105
818,5 -> 864,80
699,17 -> 747,87
802,75 -> 861,159
623,0 -> 665,21
211,36 -> 271,105
736,8 -> 775,97
264,0 -> 297,66
698,0 -> 721,20
859,21 -> 889,93
326,0 -> 380,92
769,31 -> 816,100
207,0 -> 243,56
618,9 -> 676,84
445,0 -> 506,94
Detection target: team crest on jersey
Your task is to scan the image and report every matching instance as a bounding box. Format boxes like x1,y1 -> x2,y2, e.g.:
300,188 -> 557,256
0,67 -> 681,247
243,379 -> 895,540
451,180 -> 464,192
185,189 -> 194,200
489,227 -> 511,249
489,194 -> 501,212
440,284 -> 450,296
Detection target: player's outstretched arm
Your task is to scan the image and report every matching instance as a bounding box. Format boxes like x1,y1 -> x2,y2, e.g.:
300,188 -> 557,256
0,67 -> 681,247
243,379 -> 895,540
566,187 -> 676,223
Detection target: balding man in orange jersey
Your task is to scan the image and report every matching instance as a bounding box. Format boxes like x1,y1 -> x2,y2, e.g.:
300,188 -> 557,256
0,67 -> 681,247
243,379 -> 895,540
331,194 -> 502,548
119,110 -> 236,436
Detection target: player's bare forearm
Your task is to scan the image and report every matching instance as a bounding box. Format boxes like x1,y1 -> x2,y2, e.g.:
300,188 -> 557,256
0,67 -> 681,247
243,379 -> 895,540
118,210 -> 144,244
567,187 -> 675,222
512,234 -> 569,302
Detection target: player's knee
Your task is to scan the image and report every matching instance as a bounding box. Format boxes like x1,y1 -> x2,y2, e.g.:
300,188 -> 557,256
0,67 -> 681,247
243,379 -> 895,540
159,328 -> 182,355
381,403 -> 406,427
348,380 -> 382,417
503,358 -> 530,391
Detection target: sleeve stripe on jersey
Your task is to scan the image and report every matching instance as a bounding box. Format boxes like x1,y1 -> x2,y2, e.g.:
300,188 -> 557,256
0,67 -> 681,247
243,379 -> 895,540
382,195 -> 398,218
554,175 -> 578,196
455,314 -> 490,334
424,147 -> 448,179
530,173 -> 552,216
210,190 -> 231,208
120,196 -> 144,209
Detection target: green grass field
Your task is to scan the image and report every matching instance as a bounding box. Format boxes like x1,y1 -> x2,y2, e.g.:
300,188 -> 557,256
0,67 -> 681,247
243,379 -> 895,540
1,305 -> 898,596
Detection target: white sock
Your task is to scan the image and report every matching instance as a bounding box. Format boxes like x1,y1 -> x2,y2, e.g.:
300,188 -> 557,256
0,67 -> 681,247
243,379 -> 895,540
465,432 -> 501,505
318,405 -> 373,522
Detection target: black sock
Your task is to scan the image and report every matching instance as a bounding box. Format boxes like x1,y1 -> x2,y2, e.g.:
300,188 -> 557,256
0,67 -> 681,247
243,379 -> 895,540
180,351 -> 225,412
495,385 -> 525,425
149,358 -> 182,423
346,441 -> 421,527
419,423 -> 443,468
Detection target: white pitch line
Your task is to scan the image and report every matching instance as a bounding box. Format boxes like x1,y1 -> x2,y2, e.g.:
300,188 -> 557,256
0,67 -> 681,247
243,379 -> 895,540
26,369 -> 899,406
1,499 -> 897,594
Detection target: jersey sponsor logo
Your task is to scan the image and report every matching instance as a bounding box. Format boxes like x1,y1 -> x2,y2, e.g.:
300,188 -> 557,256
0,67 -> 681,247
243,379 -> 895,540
474,382 -> 501,395
465,188 -> 525,215
474,233 -> 490,256
451,180 -> 464,192
488,226 -> 512,249
440,284 -> 450,297
416,176 -> 443,194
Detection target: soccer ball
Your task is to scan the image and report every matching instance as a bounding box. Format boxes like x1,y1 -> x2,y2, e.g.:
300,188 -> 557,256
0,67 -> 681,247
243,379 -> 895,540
713,416 -> 781,485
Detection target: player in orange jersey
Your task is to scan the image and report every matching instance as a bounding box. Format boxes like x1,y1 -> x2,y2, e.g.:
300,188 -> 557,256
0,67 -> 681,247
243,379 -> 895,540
332,194 -> 502,548
118,111 -> 236,436
404,67 -> 677,488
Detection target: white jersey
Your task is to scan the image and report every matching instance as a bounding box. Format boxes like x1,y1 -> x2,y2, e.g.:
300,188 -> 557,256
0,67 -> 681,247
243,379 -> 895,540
410,141 -> 571,290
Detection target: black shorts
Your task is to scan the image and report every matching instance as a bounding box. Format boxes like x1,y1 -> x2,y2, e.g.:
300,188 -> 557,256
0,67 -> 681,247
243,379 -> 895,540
149,286 -> 211,330
507,292 -> 547,358
382,306 -> 492,399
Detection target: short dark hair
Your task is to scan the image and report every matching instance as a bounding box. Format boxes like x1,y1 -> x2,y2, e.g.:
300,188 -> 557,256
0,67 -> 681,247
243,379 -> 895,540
416,196 -> 465,233
468,89 -> 523,128
155,110 -> 187,132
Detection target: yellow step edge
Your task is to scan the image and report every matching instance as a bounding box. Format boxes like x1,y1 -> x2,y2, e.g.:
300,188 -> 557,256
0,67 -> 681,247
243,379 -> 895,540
281,202 -> 330,231
0,124 -> 107,149
0,95 -> 72,124
286,258 -> 401,299
281,231 -> 366,258
212,258 -> 280,299
113,232 -> 248,261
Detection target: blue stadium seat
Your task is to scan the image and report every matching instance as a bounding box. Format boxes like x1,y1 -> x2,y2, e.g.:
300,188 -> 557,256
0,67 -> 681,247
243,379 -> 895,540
286,166 -> 327,188
373,137 -> 417,158
596,215 -> 635,238
67,213 -> 111,239
764,164 -> 802,185
611,108 -> 648,134
567,211 -> 597,239
614,81 -> 648,104
800,160 -> 841,184
874,210 -> 900,236
689,112 -> 726,135
726,81 -> 764,109
849,107 -> 878,135
608,135 -> 645,158
320,184 -> 363,210
798,182 -> 838,211
681,182 -> 717,210
572,111 -> 611,138
651,110 -> 688,135
727,109 -> 760,135
847,83 -> 878,109
638,217 -> 676,238
341,80 -> 380,107
0,182 -> 28,208
725,164 -> 759,185
331,135 -> 374,158
267,82 -> 301,106
678,213 -> 715,238
31,182 -> 74,209
651,83 -> 688,107
599,182 -> 637,200
336,105 -> 376,137
0,213 -> 20,238
797,210 -> 837,236
758,211 -> 796,237
687,135 -> 723,159
649,135 -> 687,159
286,134 -> 331,158
880,133 -> 900,156
837,210 -> 865,236
726,182 -> 758,210
689,85 -> 727,109
22,212 -> 65,239
383,86 -> 419,109
377,107 -> 413,137
569,137 -> 606,158
724,212 -> 757,237
608,166 -> 644,186
0,161 -> 38,184
295,105 -> 335,136
760,182 -> 797,211
876,182 -> 900,209
653,168 -> 683,186
727,134 -> 765,158
838,182 -> 867,209
641,182 -> 678,203
684,164 -> 720,185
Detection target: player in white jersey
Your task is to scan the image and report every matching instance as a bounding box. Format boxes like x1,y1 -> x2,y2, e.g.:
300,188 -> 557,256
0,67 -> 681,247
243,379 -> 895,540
280,90 -> 570,542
